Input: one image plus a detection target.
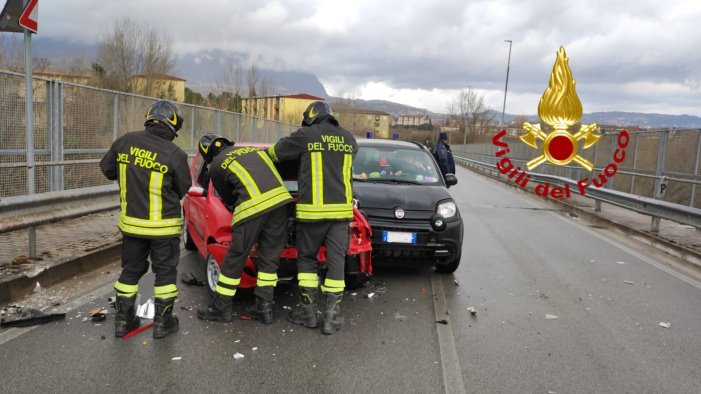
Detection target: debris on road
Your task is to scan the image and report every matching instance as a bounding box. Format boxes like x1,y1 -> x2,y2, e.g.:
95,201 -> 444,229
436,319 -> 448,325
172,357 -> 182,361
123,322 -> 154,340
394,312 -> 407,320
616,261 -> 626,265
136,299 -> 154,319
366,293 -> 375,298
453,280 -> 460,286
181,272 -> 205,287
87,307 -> 109,322
658,322 -> 671,329
0,305 -> 66,328
234,352 -> 245,359
623,280 -> 634,285
545,314 -> 559,320
467,306 -> 477,315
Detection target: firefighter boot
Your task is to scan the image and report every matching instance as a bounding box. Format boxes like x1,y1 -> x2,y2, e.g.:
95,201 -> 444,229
287,287 -> 318,328
153,298 -> 179,339
197,293 -> 234,322
321,292 -> 345,335
114,295 -> 140,337
244,296 -> 273,325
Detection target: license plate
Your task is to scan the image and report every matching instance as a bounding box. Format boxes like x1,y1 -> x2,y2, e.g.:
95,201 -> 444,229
382,231 -> 416,244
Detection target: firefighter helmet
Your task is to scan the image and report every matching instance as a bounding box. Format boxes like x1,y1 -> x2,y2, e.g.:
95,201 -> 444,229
198,133 -> 233,163
301,101 -> 337,126
145,100 -> 184,135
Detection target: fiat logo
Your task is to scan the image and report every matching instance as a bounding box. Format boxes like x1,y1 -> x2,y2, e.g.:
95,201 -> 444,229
394,208 -> 405,219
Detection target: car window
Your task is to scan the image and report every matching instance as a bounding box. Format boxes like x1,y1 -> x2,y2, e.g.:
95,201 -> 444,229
353,146 -> 441,185
192,154 -> 205,185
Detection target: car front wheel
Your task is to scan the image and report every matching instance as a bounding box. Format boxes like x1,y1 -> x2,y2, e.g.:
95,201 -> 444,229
205,254 -> 221,295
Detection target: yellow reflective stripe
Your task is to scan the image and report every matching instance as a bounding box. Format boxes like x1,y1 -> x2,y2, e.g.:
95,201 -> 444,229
321,278 -> 345,293
311,152 -> 323,205
256,278 -> 277,287
267,144 -> 279,162
120,215 -> 182,228
296,211 -> 354,220
232,187 -> 291,225
229,160 -> 261,198
149,172 -> 164,221
216,285 -> 237,296
154,284 -> 178,299
298,272 -> 318,288
296,203 -> 353,211
343,153 -> 353,204
119,163 -> 127,215
257,272 -> 278,281
118,222 -> 181,236
257,151 -> 284,185
114,281 -> 138,295
218,273 -> 240,286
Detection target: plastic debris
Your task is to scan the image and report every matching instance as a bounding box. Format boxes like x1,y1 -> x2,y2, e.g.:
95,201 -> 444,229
658,322 -> 671,329
252,347 -> 258,351
33,282 -> 43,293
181,272 -> 206,287
545,314 -> 559,320
234,352 -> 245,359
467,306 -> 477,315
88,307 -> 109,322
623,280 -> 634,285
172,357 -> 182,361
394,313 -> 407,320
616,261 -> 626,265
136,299 -> 155,319
453,280 -> 460,286
436,319 -> 448,325
366,293 -> 375,298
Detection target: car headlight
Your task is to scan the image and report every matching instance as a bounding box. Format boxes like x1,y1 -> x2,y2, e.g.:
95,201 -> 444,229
437,201 -> 456,218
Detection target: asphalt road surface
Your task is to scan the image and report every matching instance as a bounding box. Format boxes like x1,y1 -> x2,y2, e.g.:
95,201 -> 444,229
1,166 -> 700,394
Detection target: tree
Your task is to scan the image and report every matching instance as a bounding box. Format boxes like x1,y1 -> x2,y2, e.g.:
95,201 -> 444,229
219,60 -> 244,112
95,17 -> 175,94
246,63 -> 259,97
448,87 -> 494,144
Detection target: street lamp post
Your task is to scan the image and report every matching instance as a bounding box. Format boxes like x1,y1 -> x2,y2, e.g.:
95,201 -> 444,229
500,39 -> 513,129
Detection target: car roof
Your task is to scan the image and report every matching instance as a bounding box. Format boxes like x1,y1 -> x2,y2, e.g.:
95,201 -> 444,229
356,138 -> 426,150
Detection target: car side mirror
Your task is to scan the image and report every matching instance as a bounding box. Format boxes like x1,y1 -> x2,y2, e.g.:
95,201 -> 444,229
187,186 -> 205,197
444,173 -> 457,188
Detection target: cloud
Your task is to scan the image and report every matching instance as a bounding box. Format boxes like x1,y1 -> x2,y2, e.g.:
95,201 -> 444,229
34,0 -> 701,115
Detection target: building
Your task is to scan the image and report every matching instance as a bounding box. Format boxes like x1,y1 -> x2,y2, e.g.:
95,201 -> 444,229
335,109 -> 391,139
241,93 -> 324,124
396,114 -> 431,127
130,74 -> 186,103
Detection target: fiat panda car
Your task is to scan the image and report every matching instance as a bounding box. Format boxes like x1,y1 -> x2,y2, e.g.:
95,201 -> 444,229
352,139 -> 463,273
182,145 -> 373,292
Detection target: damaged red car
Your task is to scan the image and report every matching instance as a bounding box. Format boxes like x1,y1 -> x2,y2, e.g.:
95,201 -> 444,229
182,146 -> 373,293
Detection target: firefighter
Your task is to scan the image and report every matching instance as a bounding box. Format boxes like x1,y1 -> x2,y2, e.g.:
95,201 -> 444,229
267,101 -> 358,335
99,100 -> 192,339
196,134 -> 293,325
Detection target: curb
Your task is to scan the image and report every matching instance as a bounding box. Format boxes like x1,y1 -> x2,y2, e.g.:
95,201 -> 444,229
462,163 -> 701,270
0,242 -> 121,304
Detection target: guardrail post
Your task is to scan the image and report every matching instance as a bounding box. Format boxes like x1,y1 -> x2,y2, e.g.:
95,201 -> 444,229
651,130 -> 669,232
630,133 -> 639,194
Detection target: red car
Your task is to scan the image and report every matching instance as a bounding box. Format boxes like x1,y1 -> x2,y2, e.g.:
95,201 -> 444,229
182,147 -> 373,293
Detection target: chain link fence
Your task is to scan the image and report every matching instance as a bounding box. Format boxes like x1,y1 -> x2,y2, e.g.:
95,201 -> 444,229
454,128 -> 701,209
0,70 -> 298,198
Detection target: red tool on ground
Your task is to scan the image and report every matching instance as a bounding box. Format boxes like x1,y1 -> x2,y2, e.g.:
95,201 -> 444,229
122,322 -> 154,340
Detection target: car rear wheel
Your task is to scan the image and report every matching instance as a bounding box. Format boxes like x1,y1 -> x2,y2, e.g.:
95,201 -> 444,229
205,254 -> 220,295
182,217 -> 196,251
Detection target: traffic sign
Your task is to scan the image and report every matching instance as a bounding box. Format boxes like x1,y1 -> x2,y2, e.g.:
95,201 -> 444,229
18,0 -> 37,33
0,0 -> 24,33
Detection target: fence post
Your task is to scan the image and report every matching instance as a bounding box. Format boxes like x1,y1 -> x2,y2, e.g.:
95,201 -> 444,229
190,106 -> 196,150
215,109 -> 222,132
689,130 -> 701,207
112,94 -> 119,141
236,114 -> 240,142
630,133 -> 639,194
252,117 -> 258,142
651,130 -> 669,232
50,81 -> 64,191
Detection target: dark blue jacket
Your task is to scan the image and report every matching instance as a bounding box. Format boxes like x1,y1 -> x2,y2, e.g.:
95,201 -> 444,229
433,139 -> 455,176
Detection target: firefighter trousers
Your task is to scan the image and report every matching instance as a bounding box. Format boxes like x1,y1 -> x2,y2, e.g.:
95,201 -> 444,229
218,204 -> 290,302
116,236 -> 180,298
296,221 -> 350,294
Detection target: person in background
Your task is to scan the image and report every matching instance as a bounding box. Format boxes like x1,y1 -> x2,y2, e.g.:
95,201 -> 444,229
433,131 -> 455,177
100,100 -> 191,339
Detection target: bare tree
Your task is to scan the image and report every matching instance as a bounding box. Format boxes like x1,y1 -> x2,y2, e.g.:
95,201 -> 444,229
33,57 -> 51,73
95,17 -> 175,94
448,87 -> 494,144
246,63 -> 260,97
257,72 -> 274,97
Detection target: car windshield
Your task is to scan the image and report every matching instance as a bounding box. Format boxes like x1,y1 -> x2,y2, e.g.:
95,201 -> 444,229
352,146 -> 441,185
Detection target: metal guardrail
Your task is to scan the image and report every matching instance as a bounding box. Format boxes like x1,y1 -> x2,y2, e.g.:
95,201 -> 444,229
454,155 -> 701,232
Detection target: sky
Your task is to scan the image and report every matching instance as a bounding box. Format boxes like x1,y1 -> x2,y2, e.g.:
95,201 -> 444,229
8,0 -> 701,116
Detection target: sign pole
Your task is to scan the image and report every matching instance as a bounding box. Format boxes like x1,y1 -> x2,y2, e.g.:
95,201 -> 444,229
23,0 -> 36,258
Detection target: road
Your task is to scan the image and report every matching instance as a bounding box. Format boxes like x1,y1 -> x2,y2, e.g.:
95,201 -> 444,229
1,166 -> 700,393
